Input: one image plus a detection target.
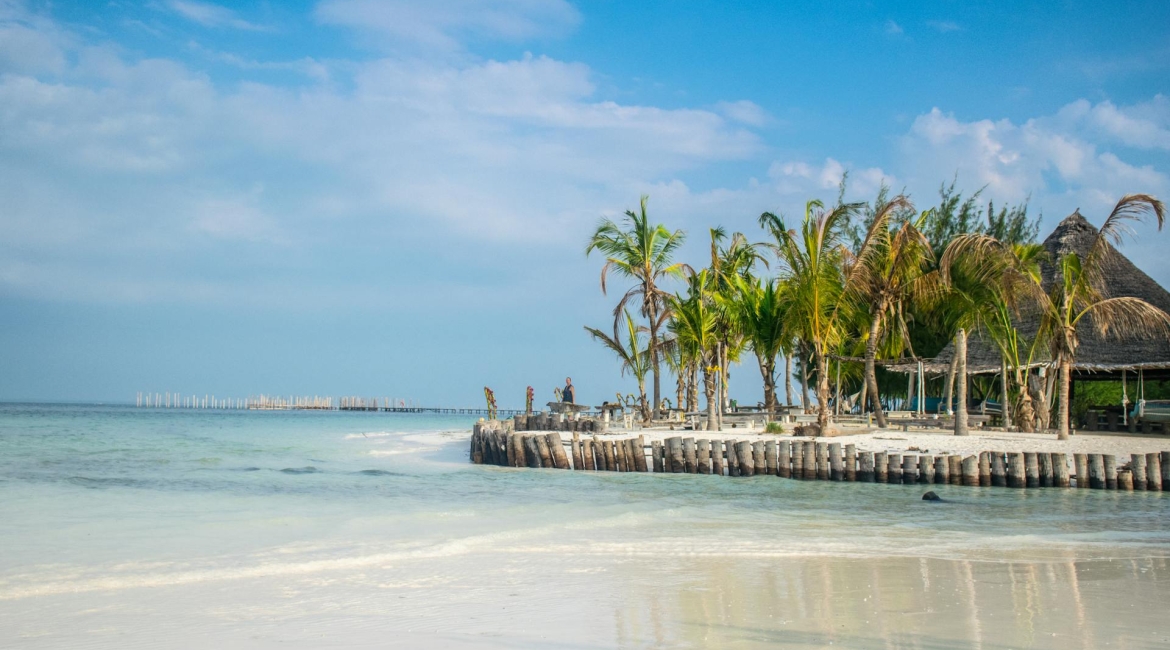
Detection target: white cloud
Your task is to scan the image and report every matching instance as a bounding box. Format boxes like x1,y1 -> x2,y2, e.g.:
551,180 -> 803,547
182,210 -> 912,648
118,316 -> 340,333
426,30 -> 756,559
926,20 -> 961,33
716,100 -> 769,127
167,0 -> 269,31
884,20 -> 904,36
315,0 -> 580,50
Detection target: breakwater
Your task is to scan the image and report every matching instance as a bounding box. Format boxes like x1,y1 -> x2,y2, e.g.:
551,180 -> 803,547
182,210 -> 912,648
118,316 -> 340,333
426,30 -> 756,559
471,419 -> 1170,491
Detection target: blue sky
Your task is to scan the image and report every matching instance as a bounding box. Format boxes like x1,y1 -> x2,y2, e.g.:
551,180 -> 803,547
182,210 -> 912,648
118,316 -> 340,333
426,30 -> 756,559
2,0 -> 1169,407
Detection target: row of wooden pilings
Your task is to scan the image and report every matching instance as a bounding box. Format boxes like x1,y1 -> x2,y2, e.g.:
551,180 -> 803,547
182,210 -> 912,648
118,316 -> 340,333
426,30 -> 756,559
471,422 -> 1170,491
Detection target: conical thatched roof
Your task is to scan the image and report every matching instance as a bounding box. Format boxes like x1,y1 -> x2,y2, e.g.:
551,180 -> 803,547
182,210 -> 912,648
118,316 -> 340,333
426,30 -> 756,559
896,210 -> 1170,375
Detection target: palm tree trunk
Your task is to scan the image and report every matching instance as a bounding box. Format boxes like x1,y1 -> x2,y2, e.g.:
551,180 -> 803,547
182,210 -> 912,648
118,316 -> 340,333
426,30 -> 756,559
688,362 -> 699,414
758,354 -> 774,414
675,369 -> 685,414
703,363 -> 718,431
955,328 -> 969,436
638,378 -> 649,423
715,347 -> 725,431
944,347 -> 959,416
800,350 -> 812,412
649,317 -> 661,417
864,315 -> 887,427
1057,356 -> 1071,440
815,347 -> 832,433
784,354 -> 794,406
1001,355 -> 1012,431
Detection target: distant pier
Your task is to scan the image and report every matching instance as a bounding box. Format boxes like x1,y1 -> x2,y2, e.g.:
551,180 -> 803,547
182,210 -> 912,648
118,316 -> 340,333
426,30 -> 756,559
134,392 -> 523,416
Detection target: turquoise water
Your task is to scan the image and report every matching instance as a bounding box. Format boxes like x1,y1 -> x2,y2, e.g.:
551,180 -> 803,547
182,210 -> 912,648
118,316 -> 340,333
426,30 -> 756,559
1,403 -> 1168,648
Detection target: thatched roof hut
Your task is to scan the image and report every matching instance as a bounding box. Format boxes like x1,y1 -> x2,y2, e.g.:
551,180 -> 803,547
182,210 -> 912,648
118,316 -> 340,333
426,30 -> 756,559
893,210 -> 1170,376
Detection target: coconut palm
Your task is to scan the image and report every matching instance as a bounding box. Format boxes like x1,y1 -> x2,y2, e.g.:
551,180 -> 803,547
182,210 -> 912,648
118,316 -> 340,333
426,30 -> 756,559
668,271 -> 720,430
1036,195 -> 1168,439
585,310 -> 652,422
726,276 -> 788,414
586,196 -> 688,415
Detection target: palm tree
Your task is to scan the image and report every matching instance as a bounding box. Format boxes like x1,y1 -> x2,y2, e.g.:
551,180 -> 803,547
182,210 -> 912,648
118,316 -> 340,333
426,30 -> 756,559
1036,195 -> 1168,439
586,196 -> 688,416
668,271 -> 720,430
726,276 -> 788,415
585,310 -> 652,422
760,198 -> 891,433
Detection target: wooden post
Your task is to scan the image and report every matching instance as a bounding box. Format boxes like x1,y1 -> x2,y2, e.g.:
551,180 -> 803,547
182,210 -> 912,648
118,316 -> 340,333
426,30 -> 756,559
1007,453 -> 1026,488
510,433 -> 526,467
990,452 -> 1006,487
978,452 -> 991,487
961,455 -> 979,487
935,455 -> 949,485
791,441 -> 803,479
874,452 -> 888,483
1087,454 -> 1105,489
604,439 -> 617,472
901,454 -> 917,485
681,437 -> 697,473
736,441 -> 755,477
829,443 -> 844,481
816,443 -> 829,481
1103,455 -> 1117,489
1131,454 -> 1148,491
1024,452 -> 1040,488
845,444 -> 857,482
753,441 -> 767,476
777,441 -> 791,478
667,437 -> 684,474
803,441 -> 817,480
534,434 -> 553,468
1053,453 -> 1070,488
547,433 -> 570,469
727,439 -> 741,477
1162,451 -> 1170,491
1146,453 -> 1162,492
571,433 -> 583,470
1118,469 -> 1134,490
888,454 -> 902,485
697,439 -> 712,475
632,437 -> 647,472
1036,452 -> 1052,487
712,440 -> 725,476
651,440 -> 664,472
524,436 -> 542,468
1074,453 -> 1089,488
919,455 -> 935,484
947,455 -> 961,486
616,439 -> 630,472
583,438 -> 596,470
859,451 -> 875,482
765,440 -> 778,476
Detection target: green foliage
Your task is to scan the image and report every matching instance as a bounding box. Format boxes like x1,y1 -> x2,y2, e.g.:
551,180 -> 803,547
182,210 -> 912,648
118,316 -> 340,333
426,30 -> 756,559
764,420 -> 785,434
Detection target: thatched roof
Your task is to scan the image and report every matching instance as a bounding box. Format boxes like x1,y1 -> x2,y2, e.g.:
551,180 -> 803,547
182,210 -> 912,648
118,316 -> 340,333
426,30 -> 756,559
893,210 -> 1170,375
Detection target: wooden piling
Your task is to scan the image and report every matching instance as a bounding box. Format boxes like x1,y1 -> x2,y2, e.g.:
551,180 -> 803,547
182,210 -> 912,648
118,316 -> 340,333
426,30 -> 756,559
604,439 -> 617,472
792,442 -> 804,479
683,438 -> 697,474
727,439 -> 741,477
858,451 -> 874,482
978,452 -> 991,486
1008,453 -> 1026,488
712,440 -> 725,476
901,454 -> 917,485
803,441 -> 817,480
697,439 -> 712,475
754,441 -> 767,476
829,443 -> 844,481
1118,469 -> 1134,490
524,435 -> 542,468
1053,453 -> 1070,488
667,437 -> 684,474
1146,453 -> 1162,492
962,455 -> 979,487
990,452 -> 1006,487
535,434 -> 554,468
845,444 -> 857,482
651,440 -> 664,473
948,455 -> 962,486
816,443 -> 830,481
510,433 -> 526,467
1024,452 -> 1040,488
778,441 -> 791,479
571,433 -> 583,470
874,452 -> 888,483
1074,453 -> 1089,488
919,455 -> 934,484
888,454 -> 902,485
1132,454 -> 1148,491
736,441 -> 755,477
633,437 -> 648,472
1088,454 -> 1105,489
1161,451 -> 1170,491
935,455 -> 949,485
1037,452 -> 1052,487
765,440 -> 778,476
582,438 -> 596,470
1103,455 -> 1117,489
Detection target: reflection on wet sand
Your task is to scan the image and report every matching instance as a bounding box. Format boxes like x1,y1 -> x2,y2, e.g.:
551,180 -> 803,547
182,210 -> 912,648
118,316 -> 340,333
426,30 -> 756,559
608,553 -> 1169,649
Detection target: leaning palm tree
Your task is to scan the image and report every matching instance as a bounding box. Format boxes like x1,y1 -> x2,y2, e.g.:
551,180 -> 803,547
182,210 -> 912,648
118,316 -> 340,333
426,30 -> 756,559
668,271 -> 720,430
585,310 -> 652,422
586,196 -> 688,415
725,276 -> 789,415
1036,195 -> 1168,439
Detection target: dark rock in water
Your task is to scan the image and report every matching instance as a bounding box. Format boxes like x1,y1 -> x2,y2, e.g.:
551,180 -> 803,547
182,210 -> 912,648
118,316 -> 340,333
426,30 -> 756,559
922,491 -> 942,501
280,466 -> 319,474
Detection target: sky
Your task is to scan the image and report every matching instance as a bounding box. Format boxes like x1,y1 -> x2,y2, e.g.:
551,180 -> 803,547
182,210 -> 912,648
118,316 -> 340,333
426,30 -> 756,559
1,0 -> 1169,408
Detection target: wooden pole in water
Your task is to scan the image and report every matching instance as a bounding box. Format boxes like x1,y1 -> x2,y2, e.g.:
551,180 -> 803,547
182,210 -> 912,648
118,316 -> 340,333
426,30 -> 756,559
583,437 -> 596,470
816,443 -> 829,481
712,439 -> 725,476
765,440 -> 778,476
1146,453 -> 1162,492
961,455 -> 979,487
547,433 -> 570,469
1053,453 -> 1070,488
1118,469 -> 1134,490
614,439 -> 628,472
1036,452 -> 1052,487
696,439 -> 711,475
1087,454 -> 1105,489
651,440 -> 664,472
736,441 -> 755,477
919,455 -> 934,484
887,454 -> 902,485
829,443 -> 844,481
753,441 -> 766,476
1074,453 -> 1089,488
1024,452 -> 1040,488
604,439 -> 617,472
844,445 -> 857,482
524,436 -> 542,468
571,433 -> 583,470
591,436 -> 605,470
992,451 -> 1010,486
1131,454 -> 1148,490
978,452 -> 991,486
935,455 -> 950,485
901,454 -> 917,485
948,455 -> 962,486
1008,453 -> 1026,488
874,452 -> 887,483
859,451 -> 875,482
803,441 -> 817,480
667,437 -> 684,474
1103,454 -> 1117,489
683,438 -> 697,473
634,436 -> 649,472
791,441 -> 803,479
778,441 -> 791,479
728,439 -> 741,477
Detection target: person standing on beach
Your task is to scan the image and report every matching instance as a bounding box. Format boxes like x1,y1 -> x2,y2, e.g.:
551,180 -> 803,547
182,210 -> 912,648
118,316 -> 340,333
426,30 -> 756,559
562,377 -> 575,404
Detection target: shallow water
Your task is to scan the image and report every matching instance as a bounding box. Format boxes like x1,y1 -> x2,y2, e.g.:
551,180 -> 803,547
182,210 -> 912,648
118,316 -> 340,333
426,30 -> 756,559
1,404 -> 1168,648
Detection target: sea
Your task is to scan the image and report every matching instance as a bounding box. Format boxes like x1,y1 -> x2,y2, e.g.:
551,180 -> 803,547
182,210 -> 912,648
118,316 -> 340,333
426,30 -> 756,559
1,403 -> 1168,649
